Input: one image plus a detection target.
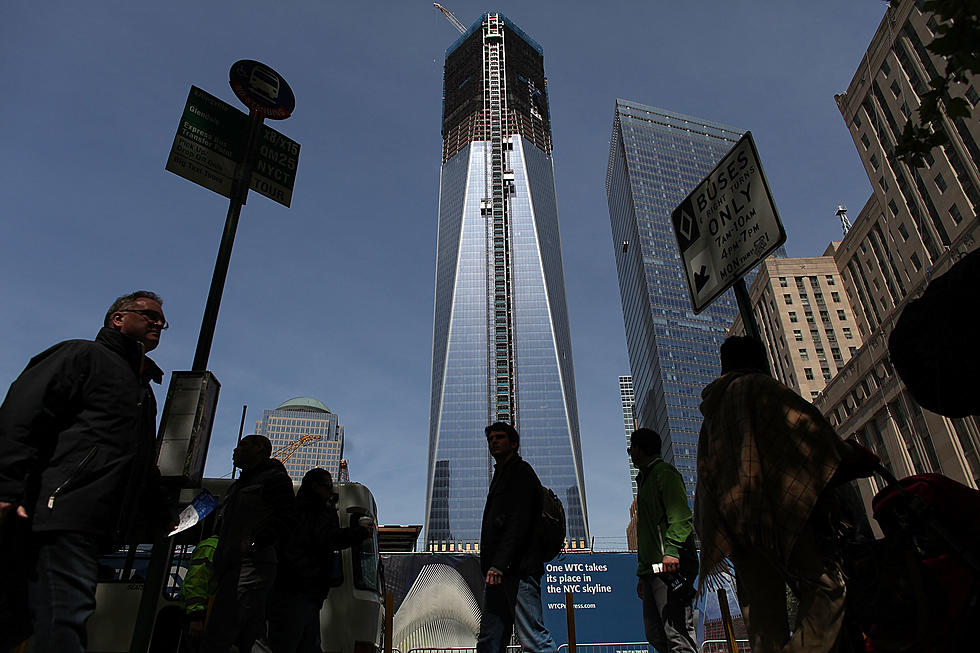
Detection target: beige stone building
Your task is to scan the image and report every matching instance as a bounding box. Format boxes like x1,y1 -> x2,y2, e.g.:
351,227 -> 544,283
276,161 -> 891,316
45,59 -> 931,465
731,250 -> 864,401
816,0 -> 980,508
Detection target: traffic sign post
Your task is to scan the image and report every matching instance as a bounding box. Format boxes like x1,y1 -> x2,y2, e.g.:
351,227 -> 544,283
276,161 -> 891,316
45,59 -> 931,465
134,62 -> 297,653
671,131 -> 785,333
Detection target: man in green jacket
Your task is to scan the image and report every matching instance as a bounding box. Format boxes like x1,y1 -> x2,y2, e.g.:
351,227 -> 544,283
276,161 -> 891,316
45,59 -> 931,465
630,427 -> 698,653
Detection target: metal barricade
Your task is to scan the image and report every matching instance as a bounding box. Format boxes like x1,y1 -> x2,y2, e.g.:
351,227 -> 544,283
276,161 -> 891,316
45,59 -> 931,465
408,647 -> 521,653
557,643 -> 654,653
699,638 -> 751,652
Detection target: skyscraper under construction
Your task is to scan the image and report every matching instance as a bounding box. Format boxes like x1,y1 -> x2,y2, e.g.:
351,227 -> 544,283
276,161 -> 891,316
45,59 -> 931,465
424,12 -> 588,550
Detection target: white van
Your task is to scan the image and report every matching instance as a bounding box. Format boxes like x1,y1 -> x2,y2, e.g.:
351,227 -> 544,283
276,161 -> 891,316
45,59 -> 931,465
85,479 -> 383,653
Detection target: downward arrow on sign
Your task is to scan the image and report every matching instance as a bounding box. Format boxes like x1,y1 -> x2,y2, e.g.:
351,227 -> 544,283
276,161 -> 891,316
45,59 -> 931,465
694,265 -> 710,292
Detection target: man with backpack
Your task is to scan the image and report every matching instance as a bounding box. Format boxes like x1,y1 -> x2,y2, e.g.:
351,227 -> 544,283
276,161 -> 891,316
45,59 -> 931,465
477,422 -> 557,653
630,427 -> 699,653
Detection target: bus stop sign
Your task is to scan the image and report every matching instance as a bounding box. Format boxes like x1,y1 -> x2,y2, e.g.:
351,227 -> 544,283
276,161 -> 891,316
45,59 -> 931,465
229,59 -> 295,119
671,131 -> 785,313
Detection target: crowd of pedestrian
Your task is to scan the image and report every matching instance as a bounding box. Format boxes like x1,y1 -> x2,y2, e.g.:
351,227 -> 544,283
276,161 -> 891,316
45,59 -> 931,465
1,290 -> 976,653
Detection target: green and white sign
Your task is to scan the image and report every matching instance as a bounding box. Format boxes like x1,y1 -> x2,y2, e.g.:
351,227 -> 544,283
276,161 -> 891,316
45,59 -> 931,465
166,86 -> 300,207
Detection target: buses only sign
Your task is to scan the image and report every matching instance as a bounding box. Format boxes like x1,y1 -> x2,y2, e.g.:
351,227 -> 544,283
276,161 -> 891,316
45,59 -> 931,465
671,131 -> 785,313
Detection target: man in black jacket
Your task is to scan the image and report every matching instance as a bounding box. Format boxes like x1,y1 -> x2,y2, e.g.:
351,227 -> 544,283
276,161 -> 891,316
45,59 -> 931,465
268,467 -> 371,653
202,434 -> 295,653
477,423 -> 557,653
0,290 -> 167,653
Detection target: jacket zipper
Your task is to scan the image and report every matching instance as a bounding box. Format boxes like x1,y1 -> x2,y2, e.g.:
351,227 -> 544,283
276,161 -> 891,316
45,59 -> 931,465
48,446 -> 98,509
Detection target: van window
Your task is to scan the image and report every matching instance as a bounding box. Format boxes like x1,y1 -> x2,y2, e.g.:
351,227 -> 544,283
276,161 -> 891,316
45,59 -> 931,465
350,511 -> 379,593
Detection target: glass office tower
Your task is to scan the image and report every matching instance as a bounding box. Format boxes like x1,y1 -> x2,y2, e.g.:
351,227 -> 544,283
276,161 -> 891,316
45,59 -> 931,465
255,397 -> 344,483
425,13 -> 588,550
606,100 -> 745,503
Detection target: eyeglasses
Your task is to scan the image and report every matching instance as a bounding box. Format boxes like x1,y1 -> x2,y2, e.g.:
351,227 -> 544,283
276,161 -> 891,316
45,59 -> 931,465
118,309 -> 169,330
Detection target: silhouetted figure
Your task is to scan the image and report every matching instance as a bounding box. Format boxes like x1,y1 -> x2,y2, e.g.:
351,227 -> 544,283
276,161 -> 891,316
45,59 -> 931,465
0,291 -> 168,653
630,427 -> 698,653
201,435 -> 295,653
183,534 -> 219,651
477,422 -> 557,653
268,468 -> 371,653
695,336 -> 878,653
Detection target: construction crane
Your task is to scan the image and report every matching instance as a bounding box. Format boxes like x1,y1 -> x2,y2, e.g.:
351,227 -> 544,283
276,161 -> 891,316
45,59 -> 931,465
272,433 -> 323,464
338,459 -> 350,483
434,2 -> 466,33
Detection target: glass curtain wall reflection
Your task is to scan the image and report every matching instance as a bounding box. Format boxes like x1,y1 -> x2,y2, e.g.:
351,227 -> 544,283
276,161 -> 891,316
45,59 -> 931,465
425,13 -> 589,551
606,100 -> 745,504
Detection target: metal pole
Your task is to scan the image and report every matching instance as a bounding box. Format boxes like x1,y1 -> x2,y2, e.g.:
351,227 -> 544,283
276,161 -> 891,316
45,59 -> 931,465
232,404 -> 247,480
384,593 -> 394,653
717,588 -> 741,653
565,591 -> 576,653
191,111 -> 264,371
733,277 -> 761,342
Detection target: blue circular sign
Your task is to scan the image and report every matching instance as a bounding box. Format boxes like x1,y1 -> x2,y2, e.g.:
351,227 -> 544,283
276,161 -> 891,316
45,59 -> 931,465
229,60 -> 295,119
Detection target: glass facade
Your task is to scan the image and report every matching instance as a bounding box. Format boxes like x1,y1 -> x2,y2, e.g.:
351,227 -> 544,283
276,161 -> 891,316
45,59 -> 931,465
425,14 -> 588,550
606,100 -> 744,504
255,397 -> 344,483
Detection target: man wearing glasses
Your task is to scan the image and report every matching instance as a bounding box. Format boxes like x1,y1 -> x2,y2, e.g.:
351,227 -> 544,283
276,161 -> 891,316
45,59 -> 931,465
0,290 -> 168,653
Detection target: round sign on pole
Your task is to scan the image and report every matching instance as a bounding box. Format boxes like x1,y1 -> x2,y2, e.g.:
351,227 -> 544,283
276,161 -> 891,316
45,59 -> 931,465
229,60 -> 295,119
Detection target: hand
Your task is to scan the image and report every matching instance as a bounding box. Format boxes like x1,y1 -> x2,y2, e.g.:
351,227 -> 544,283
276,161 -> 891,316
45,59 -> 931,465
636,578 -> 644,599
0,501 -> 29,526
662,555 -> 680,574
486,568 -> 503,585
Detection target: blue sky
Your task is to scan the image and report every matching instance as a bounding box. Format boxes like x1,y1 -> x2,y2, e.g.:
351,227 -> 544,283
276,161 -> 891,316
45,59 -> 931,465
0,1 -> 886,540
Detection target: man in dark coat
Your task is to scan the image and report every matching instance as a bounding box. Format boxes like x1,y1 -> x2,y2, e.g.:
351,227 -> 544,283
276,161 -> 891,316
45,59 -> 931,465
202,434 -> 295,653
477,422 -> 556,653
268,467 -> 371,653
0,290 -> 167,653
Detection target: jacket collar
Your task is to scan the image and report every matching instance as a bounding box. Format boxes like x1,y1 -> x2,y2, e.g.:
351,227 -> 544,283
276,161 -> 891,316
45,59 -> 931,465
95,327 -> 163,383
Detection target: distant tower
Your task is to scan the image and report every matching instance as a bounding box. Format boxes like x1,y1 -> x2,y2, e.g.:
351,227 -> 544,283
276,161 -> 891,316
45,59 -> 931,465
606,100 -> 746,504
619,376 -> 639,497
424,12 -> 589,550
255,397 -> 344,483
836,204 -> 852,235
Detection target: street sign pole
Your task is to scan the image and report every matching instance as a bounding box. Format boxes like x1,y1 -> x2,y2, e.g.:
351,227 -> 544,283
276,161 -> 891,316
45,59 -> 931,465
733,277 -> 762,341
192,110 -> 264,371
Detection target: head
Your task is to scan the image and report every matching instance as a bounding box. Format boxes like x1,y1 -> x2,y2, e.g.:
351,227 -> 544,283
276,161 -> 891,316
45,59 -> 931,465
300,467 -> 334,504
629,428 -> 662,467
105,291 -> 166,352
485,422 -> 519,463
233,434 -> 272,472
719,336 -> 771,376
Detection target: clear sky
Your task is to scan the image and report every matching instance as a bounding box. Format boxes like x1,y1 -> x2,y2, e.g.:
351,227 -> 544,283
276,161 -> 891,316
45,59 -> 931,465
0,1 -> 887,541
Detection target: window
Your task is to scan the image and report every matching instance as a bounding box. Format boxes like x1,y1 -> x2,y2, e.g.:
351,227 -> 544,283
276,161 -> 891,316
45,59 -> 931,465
811,391 -> 820,400
794,329 -> 803,341
934,173 -> 947,192
816,350 -> 827,362
967,86 -> 980,107
799,349 -> 810,361
890,80 -> 901,98
837,309 -> 847,320
901,103 -> 911,119
898,222 -> 910,240
825,275 -> 835,286
888,199 -> 899,216
779,277 -> 788,287
854,114 -> 862,129
822,368 -> 832,381
831,291 -> 840,302
925,16 -> 938,35
878,177 -> 889,192
820,310 -> 830,321
949,204 -> 963,224
849,346 -> 858,356
870,153 -> 880,170
805,368 -> 815,380
843,327 -> 853,340
861,133 -> 870,149
880,60 -> 891,76
923,151 -> 934,167
910,252 -> 922,270
801,294 -> 810,306
784,294 -> 792,304
789,312 -> 798,323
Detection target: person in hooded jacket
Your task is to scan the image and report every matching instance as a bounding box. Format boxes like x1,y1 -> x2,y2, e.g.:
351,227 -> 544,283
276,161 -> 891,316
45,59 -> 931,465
694,336 -> 878,653
0,290 -> 168,653
267,467 -> 371,653
201,434 -> 295,653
